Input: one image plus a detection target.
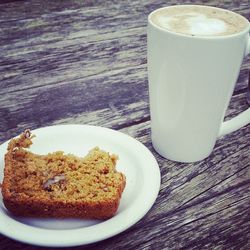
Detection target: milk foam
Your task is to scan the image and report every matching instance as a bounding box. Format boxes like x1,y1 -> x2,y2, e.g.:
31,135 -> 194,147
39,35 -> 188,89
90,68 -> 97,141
158,13 -> 227,35
186,14 -> 227,35
150,6 -> 249,36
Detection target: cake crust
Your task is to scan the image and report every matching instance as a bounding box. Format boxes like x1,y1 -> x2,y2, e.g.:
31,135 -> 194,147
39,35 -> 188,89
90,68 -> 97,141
1,130 -> 126,219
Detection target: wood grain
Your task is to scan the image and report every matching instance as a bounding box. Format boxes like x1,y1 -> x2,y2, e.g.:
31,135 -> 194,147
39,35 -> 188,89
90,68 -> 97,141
0,0 -> 249,249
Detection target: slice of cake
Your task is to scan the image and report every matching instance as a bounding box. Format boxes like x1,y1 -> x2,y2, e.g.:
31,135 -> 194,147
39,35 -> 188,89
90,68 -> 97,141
1,130 -> 126,219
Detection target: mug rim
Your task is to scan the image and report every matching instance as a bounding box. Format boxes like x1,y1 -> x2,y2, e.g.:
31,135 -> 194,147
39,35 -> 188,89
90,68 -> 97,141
148,4 -> 250,40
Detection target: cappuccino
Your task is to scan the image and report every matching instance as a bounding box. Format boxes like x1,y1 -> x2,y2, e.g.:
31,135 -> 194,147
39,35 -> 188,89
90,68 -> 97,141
150,5 -> 249,36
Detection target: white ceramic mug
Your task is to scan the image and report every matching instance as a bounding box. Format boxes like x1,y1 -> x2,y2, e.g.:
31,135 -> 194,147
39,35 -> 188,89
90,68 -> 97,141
147,5 -> 250,162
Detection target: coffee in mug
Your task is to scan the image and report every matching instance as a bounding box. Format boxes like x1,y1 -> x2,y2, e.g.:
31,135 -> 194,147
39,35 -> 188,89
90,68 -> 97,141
150,5 -> 248,37
147,5 -> 250,162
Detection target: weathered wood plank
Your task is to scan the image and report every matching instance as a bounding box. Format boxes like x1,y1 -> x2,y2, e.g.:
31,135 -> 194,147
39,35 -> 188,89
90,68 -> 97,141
1,0 -> 249,93
0,76 -> 248,142
1,0 -> 249,145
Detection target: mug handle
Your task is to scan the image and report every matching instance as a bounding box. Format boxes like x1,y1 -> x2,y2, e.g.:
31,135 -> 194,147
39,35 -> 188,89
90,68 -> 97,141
218,35 -> 250,137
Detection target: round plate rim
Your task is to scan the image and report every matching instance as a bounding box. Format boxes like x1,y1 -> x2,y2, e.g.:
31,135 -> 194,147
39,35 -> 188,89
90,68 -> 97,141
0,124 -> 161,247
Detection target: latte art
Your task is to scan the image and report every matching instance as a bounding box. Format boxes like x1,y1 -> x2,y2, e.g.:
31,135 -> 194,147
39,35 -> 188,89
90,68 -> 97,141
182,14 -> 226,35
150,5 -> 249,36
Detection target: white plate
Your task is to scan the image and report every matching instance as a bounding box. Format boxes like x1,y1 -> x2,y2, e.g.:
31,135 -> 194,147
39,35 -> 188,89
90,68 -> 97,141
0,125 -> 161,247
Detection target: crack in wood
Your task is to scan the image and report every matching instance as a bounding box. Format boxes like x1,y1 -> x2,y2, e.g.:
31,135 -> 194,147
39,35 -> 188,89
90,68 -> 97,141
111,115 -> 150,130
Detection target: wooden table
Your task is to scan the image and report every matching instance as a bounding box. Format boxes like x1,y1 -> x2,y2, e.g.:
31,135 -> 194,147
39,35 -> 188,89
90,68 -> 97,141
0,0 -> 249,249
